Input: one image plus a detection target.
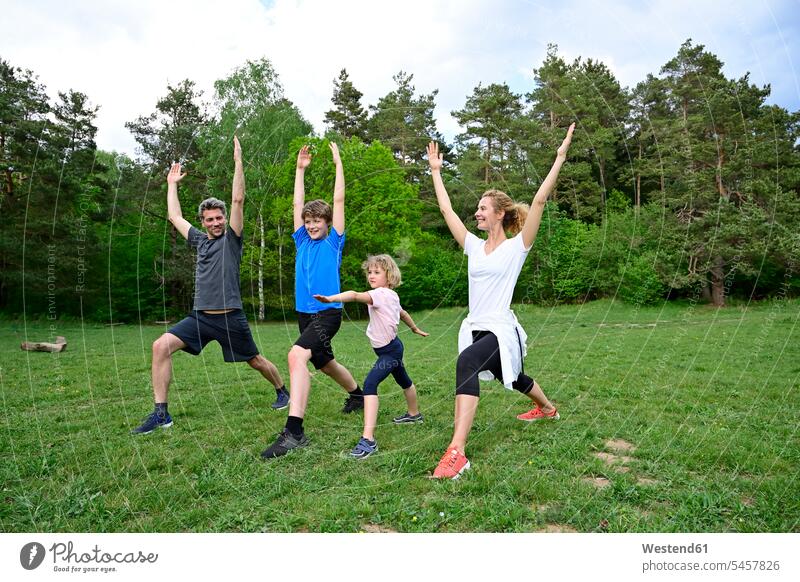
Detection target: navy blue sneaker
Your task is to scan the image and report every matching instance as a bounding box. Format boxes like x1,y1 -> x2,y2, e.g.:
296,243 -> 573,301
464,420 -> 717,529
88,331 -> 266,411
349,437 -> 378,459
271,388 -> 290,410
260,429 -> 309,459
131,411 -> 173,435
393,412 -> 424,424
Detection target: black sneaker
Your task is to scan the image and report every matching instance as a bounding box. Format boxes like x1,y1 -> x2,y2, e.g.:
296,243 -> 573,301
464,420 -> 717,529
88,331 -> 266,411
271,388 -> 290,410
260,428 -> 309,459
342,393 -> 364,413
131,411 -> 173,435
392,412 -> 424,424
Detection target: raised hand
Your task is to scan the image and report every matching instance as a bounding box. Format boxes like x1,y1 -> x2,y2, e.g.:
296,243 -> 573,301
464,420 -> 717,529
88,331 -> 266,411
296,145 -> 312,170
313,294 -> 332,303
233,135 -> 242,163
167,162 -> 186,185
427,142 -> 443,171
557,123 -> 576,159
329,142 -> 342,166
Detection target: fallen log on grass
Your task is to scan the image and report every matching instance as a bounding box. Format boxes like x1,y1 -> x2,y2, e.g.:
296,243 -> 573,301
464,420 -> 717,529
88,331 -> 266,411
20,336 -> 67,353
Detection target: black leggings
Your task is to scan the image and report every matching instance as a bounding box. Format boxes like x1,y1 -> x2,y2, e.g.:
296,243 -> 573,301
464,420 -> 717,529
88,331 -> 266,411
455,330 -> 535,397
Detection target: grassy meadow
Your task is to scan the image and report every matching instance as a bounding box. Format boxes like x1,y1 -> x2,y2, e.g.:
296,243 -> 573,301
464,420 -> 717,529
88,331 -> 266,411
1,299 -> 799,532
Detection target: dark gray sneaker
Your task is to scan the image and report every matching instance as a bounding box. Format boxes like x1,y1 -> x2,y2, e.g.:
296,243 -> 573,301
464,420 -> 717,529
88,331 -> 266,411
271,388 -> 290,410
260,428 -> 309,459
392,412 -> 424,424
342,393 -> 364,413
131,411 -> 173,435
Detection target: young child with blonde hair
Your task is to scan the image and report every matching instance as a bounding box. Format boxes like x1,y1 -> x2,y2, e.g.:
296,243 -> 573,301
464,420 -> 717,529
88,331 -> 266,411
315,254 -> 428,459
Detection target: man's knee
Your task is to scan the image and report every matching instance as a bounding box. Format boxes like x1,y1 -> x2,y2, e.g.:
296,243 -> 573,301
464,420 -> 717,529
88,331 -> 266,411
152,335 -> 174,359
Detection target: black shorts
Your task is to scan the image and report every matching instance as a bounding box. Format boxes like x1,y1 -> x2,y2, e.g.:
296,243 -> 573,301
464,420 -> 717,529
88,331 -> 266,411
455,330 -> 534,397
168,310 -> 259,363
294,308 -> 342,369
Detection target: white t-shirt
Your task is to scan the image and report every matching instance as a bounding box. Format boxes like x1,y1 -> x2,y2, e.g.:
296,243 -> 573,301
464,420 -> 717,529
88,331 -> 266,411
464,232 -> 531,321
459,231 -> 531,388
366,287 -> 401,348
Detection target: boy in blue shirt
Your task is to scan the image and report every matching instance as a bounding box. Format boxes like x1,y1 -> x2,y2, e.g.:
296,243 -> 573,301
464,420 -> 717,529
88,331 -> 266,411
261,142 -> 363,459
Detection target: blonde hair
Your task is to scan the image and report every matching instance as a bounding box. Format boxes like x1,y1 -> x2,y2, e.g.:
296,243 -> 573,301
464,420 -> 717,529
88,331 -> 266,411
481,189 -> 528,235
362,254 -> 402,289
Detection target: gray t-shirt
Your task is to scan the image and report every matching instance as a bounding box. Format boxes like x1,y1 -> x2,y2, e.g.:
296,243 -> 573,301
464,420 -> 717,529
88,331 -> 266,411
187,226 -> 244,310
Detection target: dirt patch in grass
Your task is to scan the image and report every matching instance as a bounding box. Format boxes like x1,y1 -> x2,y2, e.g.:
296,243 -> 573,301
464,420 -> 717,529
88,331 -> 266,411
538,523 -> 578,533
583,476 -> 611,488
594,451 -> 634,464
361,523 -> 398,533
636,477 -> 658,486
594,450 -> 634,473
605,438 -> 637,453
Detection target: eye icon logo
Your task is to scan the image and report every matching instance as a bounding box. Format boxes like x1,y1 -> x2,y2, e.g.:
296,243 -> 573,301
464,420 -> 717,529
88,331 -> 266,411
20,542 -> 46,570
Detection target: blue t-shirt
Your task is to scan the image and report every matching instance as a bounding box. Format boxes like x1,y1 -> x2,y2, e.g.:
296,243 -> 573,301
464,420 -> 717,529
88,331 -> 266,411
293,225 -> 345,313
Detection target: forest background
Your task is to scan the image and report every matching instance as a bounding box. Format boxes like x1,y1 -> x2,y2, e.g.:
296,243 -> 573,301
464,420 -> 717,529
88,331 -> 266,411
2,39 -> 799,323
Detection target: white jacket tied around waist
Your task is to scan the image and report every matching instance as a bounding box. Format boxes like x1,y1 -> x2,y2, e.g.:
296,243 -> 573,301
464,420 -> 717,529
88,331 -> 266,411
457,310 -> 528,390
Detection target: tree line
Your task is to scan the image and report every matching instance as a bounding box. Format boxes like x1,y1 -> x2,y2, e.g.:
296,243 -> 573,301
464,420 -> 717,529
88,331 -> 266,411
2,39 -> 798,323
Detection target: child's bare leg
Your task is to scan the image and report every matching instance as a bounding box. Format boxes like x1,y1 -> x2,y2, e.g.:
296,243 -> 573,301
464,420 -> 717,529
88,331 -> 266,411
402,384 -> 420,416
363,395 -> 378,441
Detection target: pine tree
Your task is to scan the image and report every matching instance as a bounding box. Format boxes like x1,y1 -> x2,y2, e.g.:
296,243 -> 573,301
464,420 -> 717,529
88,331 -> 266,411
0,59 -> 108,316
452,82 -> 523,185
525,45 -> 630,223
125,80 -> 208,313
323,68 -> 367,140
641,40 -> 800,305
125,79 -> 206,170
367,71 -> 444,173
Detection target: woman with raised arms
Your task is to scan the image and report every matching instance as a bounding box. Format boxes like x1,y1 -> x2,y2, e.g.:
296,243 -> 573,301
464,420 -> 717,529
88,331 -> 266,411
427,123 -> 575,479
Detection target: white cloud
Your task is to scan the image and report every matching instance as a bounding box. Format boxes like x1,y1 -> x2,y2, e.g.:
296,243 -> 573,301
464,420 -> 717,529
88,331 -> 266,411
2,0 -> 797,155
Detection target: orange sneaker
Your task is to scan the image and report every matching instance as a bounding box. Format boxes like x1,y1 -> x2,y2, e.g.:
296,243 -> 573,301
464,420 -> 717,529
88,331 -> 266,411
517,406 -> 560,421
432,447 -> 471,480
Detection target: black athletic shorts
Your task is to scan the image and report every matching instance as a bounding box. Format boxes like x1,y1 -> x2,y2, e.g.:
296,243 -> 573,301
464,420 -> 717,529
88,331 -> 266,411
294,308 -> 342,369
168,309 -> 259,363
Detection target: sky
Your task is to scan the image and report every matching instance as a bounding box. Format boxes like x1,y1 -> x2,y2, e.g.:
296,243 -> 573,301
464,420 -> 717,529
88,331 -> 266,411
2,0 -> 799,156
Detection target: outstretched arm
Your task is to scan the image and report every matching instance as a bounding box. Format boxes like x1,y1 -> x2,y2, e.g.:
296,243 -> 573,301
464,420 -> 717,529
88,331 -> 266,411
314,291 -> 372,305
293,145 -> 311,231
166,163 -> 191,240
427,142 -> 467,249
521,123 -> 575,249
400,309 -> 429,336
330,142 -> 345,234
230,136 -> 244,236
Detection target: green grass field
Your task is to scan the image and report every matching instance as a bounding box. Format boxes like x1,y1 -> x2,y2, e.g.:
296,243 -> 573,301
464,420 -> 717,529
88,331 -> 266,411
2,299 -> 799,532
